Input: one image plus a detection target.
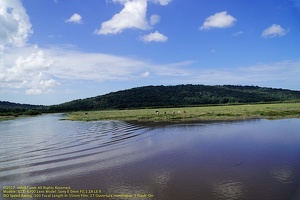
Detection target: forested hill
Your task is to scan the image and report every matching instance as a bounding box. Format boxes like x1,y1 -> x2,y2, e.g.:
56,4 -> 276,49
48,85 -> 300,112
0,101 -> 45,114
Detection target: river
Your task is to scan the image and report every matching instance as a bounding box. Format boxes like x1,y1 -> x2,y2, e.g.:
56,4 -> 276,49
0,114 -> 300,200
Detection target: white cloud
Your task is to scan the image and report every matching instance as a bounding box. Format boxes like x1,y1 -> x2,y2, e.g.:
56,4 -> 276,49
95,0 -> 149,35
200,11 -> 236,30
1,45 -> 195,94
0,0 -> 32,51
66,13 -> 82,24
2,44 -> 300,95
0,48 -> 58,94
47,48 -> 190,80
47,47 -> 149,81
261,24 -> 288,38
141,31 -> 168,43
0,0 -> 297,95
149,14 -> 160,26
95,0 -> 171,35
25,73 -> 59,95
0,52 -> 55,93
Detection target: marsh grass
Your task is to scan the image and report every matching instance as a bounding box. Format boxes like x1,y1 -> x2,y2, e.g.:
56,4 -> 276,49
68,103 -> 300,123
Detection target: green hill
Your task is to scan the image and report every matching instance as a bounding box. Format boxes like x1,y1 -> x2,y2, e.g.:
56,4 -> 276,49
0,101 -> 45,116
48,85 -> 300,112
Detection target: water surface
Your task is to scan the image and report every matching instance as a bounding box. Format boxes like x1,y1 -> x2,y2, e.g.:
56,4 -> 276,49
1,114 -> 300,200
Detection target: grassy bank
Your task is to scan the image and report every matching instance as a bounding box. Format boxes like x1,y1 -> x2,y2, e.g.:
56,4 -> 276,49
0,110 -> 42,121
0,116 -> 16,121
68,103 -> 300,123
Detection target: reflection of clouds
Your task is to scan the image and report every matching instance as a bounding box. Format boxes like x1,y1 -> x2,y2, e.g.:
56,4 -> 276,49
213,180 -> 244,200
270,166 -> 294,184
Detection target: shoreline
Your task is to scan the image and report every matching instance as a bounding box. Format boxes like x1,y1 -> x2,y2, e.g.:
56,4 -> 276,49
0,116 -> 16,121
125,117 -> 263,126
67,102 -> 300,124
1,103 -> 299,123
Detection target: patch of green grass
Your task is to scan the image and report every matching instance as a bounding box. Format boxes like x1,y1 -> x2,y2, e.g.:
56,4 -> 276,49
67,103 -> 300,123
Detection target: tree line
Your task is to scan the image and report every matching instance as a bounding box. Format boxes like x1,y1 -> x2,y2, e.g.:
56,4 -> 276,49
0,101 -> 45,116
2,85 -> 300,114
47,85 -> 300,112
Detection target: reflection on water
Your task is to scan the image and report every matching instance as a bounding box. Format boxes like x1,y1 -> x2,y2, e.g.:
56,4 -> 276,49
213,181 -> 244,200
1,114 -> 300,200
0,114 -> 150,185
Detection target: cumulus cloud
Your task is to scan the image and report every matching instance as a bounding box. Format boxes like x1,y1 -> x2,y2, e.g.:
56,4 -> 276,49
200,11 -> 236,30
25,73 -> 59,95
0,48 -> 59,94
65,13 -> 82,24
261,24 -> 288,38
95,0 -> 149,34
95,0 -> 171,35
141,31 -> 168,43
0,0 -> 59,94
0,0 -> 32,51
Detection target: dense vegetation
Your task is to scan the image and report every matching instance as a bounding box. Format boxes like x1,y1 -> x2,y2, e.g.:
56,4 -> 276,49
1,85 -> 300,116
48,85 -> 300,112
0,101 -> 45,117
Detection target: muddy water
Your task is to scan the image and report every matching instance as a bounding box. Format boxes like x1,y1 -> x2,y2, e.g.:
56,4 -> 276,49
1,114 -> 300,200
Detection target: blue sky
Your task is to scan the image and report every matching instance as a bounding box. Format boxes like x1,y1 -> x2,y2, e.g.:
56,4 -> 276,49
1,0 -> 300,105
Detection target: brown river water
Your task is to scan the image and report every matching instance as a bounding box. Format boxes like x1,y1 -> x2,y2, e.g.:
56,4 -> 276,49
0,114 -> 300,200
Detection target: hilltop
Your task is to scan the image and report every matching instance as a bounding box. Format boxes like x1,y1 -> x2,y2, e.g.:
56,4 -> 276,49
48,85 -> 300,112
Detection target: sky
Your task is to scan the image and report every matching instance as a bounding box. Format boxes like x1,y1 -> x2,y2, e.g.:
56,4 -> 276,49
1,0 -> 300,105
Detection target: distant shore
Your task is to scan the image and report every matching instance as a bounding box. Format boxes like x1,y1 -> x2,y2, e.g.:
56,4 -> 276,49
67,102 -> 300,124
0,110 -> 42,121
0,116 -> 16,121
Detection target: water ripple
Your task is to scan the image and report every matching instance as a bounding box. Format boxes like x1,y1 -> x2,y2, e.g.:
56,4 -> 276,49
0,115 -> 149,184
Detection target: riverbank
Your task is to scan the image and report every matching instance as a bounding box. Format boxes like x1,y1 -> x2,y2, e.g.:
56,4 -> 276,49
67,102 -> 300,123
0,110 -> 42,121
0,116 -> 16,121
